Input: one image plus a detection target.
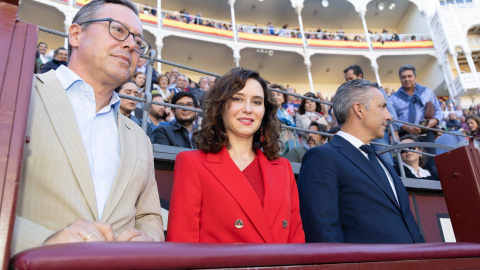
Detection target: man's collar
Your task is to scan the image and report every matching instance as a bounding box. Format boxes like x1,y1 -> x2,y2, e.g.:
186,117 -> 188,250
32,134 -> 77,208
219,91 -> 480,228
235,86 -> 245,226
55,65 -> 83,90
336,131 -> 365,149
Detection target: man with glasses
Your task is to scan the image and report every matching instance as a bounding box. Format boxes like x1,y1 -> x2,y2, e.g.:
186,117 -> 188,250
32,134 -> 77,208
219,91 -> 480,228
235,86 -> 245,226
152,92 -> 198,149
13,0 -> 164,255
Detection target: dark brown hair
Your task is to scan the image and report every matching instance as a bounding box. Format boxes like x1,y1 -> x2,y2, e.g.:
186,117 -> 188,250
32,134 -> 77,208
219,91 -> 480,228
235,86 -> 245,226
466,115 -> 480,135
195,67 -> 281,160
298,92 -> 322,115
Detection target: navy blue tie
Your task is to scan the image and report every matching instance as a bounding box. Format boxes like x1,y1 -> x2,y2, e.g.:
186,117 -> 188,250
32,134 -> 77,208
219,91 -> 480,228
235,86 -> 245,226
360,144 -> 393,194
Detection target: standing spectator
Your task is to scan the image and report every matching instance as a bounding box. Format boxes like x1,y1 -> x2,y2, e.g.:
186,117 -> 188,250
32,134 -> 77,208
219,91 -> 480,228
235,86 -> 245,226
40,47 -> 68,73
194,12 -> 203,25
337,26 -> 344,39
286,122 -> 327,163
152,92 -> 198,148
295,92 -> 329,143
389,64 -> 442,172
271,84 -> 300,156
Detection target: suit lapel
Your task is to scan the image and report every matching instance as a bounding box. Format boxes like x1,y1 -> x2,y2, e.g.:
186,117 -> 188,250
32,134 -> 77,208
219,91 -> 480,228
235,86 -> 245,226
257,150 -> 285,231
101,114 -> 136,222
35,71 -> 99,220
331,136 -> 399,207
203,147 -> 274,242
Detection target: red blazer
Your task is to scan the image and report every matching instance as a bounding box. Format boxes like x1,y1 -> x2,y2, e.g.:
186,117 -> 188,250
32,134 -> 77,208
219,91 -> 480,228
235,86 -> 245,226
167,147 -> 305,243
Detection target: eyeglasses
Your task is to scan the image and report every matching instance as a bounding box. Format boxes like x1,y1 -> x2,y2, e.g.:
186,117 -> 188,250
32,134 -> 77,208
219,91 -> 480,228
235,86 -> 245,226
78,18 -> 150,55
176,102 -> 196,108
400,147 -> 418,154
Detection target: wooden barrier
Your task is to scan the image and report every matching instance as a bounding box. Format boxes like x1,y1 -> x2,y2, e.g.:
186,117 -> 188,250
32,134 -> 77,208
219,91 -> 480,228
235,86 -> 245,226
0,0 -> 37,269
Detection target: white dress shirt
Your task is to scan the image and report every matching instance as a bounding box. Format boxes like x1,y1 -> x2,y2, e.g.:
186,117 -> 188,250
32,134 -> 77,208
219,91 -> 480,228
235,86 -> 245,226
337,131 -> 399,203
404,164 -> 432,178
55,65 -> 121,219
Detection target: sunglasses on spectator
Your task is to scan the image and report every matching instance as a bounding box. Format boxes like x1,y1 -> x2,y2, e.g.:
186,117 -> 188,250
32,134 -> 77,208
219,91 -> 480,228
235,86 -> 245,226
400,147 -> 418,154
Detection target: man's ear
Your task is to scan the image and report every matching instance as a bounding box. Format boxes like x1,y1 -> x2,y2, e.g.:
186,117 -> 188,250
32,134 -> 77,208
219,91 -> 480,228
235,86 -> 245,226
69,24 -> 82,49
352,103 -> 364,119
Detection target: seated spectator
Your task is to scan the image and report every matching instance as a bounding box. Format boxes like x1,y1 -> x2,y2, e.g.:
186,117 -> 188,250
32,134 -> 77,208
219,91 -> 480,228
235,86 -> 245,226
168,68 -> 179,87
35,42 -> 50,72
446,113 -> 461,131
271,84 -> 300,156
460,115 -> 469,133
295,92 -> 329,143
286,122 -> 327,163
435,130 -> 465,155
395,136 -> 438,180
148,94 -> 174,131
132,71 -> 146,90
282,87 -> 300,117
152,92 -> 198,148
190,76 -> 210,107
156,74 -> 172,102
40,47 -> 68,73
467,115 -> 480,136
136,57 -> 158,88
115,81 -> 153,140
167,74 -> 189,95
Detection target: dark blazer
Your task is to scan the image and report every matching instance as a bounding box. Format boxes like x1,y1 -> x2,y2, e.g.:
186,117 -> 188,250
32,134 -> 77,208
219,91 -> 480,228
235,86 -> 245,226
297,135 -> 425,244
167,147 -> 305,243
39,59 -> 67,74
151,120 -> 197,148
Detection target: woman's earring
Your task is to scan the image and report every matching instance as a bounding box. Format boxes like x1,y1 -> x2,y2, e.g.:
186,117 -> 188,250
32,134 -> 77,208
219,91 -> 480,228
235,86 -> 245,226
260,127 -> 265,143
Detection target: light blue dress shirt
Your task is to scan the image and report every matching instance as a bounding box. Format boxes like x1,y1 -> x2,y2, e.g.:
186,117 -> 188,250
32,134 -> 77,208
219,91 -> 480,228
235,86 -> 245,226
55,65 -> 121,219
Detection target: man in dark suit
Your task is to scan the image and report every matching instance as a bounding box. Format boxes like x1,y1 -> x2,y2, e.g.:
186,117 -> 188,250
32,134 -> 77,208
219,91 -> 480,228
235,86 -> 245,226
298,79 -> 424,244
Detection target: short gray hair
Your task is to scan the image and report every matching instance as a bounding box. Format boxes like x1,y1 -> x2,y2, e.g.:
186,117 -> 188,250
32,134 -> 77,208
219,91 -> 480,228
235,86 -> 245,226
333,79 -> 379,125
68,0 -> 139,61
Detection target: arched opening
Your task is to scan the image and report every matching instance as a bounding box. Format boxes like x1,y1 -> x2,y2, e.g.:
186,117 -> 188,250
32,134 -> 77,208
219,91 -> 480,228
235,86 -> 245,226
365,0 -> 430,43
465,24 -> 480,72
162,36 -> 233,82
18,1 -> 66,56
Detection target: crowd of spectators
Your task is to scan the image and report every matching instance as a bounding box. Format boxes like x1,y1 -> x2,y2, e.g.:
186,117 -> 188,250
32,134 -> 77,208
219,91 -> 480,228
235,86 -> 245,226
140,5 -> 433,42
35,40 -> 472,182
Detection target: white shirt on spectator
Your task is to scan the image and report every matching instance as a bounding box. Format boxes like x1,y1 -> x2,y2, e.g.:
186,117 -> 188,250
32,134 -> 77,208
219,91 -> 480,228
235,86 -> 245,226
55,65 -> 121,219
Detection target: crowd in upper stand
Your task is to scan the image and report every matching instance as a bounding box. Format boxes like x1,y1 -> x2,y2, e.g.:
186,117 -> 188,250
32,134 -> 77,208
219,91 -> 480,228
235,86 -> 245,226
36,40 -> 478,181
140,5 -> 432,42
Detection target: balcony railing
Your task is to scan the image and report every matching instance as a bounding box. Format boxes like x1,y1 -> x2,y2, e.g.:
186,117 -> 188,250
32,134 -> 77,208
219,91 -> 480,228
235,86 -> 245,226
58,0 -> 435,49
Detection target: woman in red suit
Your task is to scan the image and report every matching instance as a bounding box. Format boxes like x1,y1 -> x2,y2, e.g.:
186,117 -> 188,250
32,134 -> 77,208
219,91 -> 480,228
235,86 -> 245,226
167,68 -> 305,243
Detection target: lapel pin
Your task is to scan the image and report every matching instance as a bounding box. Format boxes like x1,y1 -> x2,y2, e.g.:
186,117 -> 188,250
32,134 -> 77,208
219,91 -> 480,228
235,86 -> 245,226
125,124 -> 130,130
